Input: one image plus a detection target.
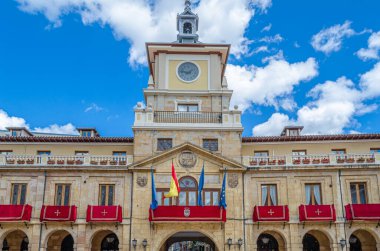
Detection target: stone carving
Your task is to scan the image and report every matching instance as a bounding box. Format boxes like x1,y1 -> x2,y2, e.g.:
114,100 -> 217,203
228,173 -> 239,188
178,151 -> 197,168
137,175 -> 148,187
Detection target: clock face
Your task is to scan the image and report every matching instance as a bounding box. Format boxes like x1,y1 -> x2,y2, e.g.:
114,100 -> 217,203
177,62 -> 200,82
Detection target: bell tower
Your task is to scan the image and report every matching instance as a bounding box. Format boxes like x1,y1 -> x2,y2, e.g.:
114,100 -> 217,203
176,0 -> 199,43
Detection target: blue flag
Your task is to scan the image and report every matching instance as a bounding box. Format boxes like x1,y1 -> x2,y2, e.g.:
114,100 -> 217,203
150,168 -> 158,210
219,172 -> 227,209
197,164 -> 205,206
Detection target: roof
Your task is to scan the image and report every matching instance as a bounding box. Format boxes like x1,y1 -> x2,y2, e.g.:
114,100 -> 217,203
0,136 -> 134,143
242,134 -> 380,143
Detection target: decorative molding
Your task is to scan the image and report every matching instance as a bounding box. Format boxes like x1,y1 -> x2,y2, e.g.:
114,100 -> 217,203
178,151 -> 197,168
228,173 -> 238,188
137,175 -> 148,187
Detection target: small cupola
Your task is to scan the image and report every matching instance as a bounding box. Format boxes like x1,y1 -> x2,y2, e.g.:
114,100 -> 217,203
6,127 -> 33,137
281,126 -> 304,137
176,0 -> 199,43
77,128 -> 100,137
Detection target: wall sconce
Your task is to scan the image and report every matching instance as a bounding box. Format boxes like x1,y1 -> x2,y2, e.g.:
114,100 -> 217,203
237,238 -> 243,249
142,239 -> 148,249
132,239 -> 137,249
339,239 -> 347,250
227,238 -> 232,249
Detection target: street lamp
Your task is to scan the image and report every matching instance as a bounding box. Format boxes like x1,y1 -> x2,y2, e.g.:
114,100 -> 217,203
227,238 -> 232,249
132,239 -> 137,249
142,239 -> 148,250
340,239 -> 347,250
237,238 -> 243,249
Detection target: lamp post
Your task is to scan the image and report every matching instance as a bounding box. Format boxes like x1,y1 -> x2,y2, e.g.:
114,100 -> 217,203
132,239 -> 137,249
237,238 -> 243,249
340,239 -> 347,251
142,239 -> 148,250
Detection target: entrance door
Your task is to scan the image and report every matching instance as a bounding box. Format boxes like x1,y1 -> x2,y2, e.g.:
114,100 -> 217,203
61,235 -> 74,251
163,232 -> 216,251
101,234 -> 119,251
257,234 -> 279,251
303,234 -> 319,251
349,234 -> 362,251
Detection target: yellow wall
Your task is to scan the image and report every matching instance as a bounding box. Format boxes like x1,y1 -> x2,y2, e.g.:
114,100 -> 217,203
168,60 -> 208,90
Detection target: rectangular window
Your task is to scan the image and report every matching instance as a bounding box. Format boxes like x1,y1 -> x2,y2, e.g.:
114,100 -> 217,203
75,151 -> 89,156
99,184 -> 115,206
292,150 -> 307,156
350,183 -> 367,204
81,131 -> 92,137
203,139 -> 218,151
112,151 -> 127,156
156,190 -> 174,206
11,131 -> 18,137
370,148 -> 380,154
204,190 -> 219,206
177,104 -> 199,112
305,184 -> 322,205
55,184 -> 71,206
332,149 -> 346,155
157,138 -> 173,151
254,151 -> 269,157
11,184 -> 27,205
288,129 -> 299,136
0,150 -> 13,155
261,184 -> 277,206
37,151 -> 51,155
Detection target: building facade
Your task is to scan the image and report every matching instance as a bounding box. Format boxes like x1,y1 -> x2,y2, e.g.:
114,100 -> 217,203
1,2 -> 380,251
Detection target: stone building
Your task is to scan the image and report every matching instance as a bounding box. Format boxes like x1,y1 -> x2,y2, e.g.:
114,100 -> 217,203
1,2 -> 380,251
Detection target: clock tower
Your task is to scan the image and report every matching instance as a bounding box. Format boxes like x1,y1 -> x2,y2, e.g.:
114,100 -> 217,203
133,0 -> 243,162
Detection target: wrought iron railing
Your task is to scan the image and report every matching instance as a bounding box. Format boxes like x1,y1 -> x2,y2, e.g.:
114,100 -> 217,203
154,111 -> 222,124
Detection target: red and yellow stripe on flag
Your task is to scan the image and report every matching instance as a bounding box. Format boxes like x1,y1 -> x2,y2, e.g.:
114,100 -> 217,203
164,162 -> 180,198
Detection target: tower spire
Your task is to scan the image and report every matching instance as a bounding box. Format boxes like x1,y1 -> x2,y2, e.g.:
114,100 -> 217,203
176,0 -> 199,43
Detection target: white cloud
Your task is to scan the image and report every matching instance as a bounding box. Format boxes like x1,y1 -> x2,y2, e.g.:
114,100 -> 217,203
262,50 -> 284,63
15,0 -> 271,66
261,23 -> 272,32
259,34 -> 283,43
0,109 -> 28,129
84,103 -> 104,113
357,31 -> 380,61
0,109 -> 78,135
226,57 -> 318,111
34,123 -> 78,135
252,63 -> 380,136
311,21 -> 355,54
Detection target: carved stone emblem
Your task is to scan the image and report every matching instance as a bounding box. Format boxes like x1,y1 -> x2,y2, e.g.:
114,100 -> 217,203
184,207 -> 191,217
228,173 -> 239,188
137,175 -> 148,187
178,151 -> 197,168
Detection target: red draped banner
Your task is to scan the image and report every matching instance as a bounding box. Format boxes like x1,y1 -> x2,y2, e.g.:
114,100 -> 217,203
253,205 -> 289,222
299,204 -> 336,222
40,205 -> 77,222
149,206 -> 226,222
345,204 -> 380,221
86,205 -> 122,223
0,205 -> 32,222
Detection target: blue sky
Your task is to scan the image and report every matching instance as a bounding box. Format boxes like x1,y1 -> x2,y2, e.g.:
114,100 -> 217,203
1,0 -> 380,137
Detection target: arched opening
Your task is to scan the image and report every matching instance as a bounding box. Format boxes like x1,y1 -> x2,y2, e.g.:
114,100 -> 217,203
91,230 -> 119,251
257,232 -> 286,251
46,230 -> 74,251
349,230 -> 377,251
302,230 -> 331,251
183,23 -> 192,34
2,230 -> 29,251
160,231 -> 217,251
178,176 -> 198,206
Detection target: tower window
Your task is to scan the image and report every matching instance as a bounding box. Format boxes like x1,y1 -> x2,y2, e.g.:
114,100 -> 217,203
203,139 -> 218,151
178,104 -> 198,112
183,22 -> 192,34
157,138 -> 173,151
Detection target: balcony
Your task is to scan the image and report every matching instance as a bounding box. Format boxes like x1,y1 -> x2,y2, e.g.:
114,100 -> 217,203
253,205 -> 289,222
86,205 -> 122,223
154,111 -> 222,124
149,206 -> 226,222
243,153 -> 380,168
0,205 -> 32,222
0,155 -> 133,167
345,204 -> 380,221
40,205 -> 77,222
299,204 -> 336,222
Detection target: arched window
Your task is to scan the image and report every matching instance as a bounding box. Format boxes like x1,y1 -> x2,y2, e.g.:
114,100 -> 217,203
183,23 -> 192,34
179,176 -> 197,206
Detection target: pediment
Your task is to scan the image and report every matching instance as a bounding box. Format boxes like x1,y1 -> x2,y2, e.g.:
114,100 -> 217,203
130,142 -> 245,173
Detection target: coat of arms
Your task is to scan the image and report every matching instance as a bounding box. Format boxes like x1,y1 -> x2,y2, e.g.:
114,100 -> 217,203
179,151 -> 197,168
137,175 -> 148,187
184,207 -> 191,217
228,173 -> 239,188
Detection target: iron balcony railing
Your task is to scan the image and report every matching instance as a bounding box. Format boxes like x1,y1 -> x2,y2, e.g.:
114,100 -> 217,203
154,111 -> 222,124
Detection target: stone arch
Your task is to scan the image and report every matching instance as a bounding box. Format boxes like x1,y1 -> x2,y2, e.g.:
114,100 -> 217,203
44,229 -> 76,251
348,229 -> 378,251
157,229 -> 220,251
0,230 -> 29,251
257,230 -> 287,251
302,230 -> 332,251
90,229 -> 119,251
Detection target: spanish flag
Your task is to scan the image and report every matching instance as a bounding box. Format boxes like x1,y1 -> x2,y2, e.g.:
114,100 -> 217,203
164,162 -> 180,198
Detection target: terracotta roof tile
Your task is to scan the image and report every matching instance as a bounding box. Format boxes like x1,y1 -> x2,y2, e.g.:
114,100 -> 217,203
0,136 -> 134,143
242,134 -> 380,143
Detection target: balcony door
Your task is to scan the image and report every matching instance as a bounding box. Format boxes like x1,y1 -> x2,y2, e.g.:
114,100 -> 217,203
178,176 -> 198,206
